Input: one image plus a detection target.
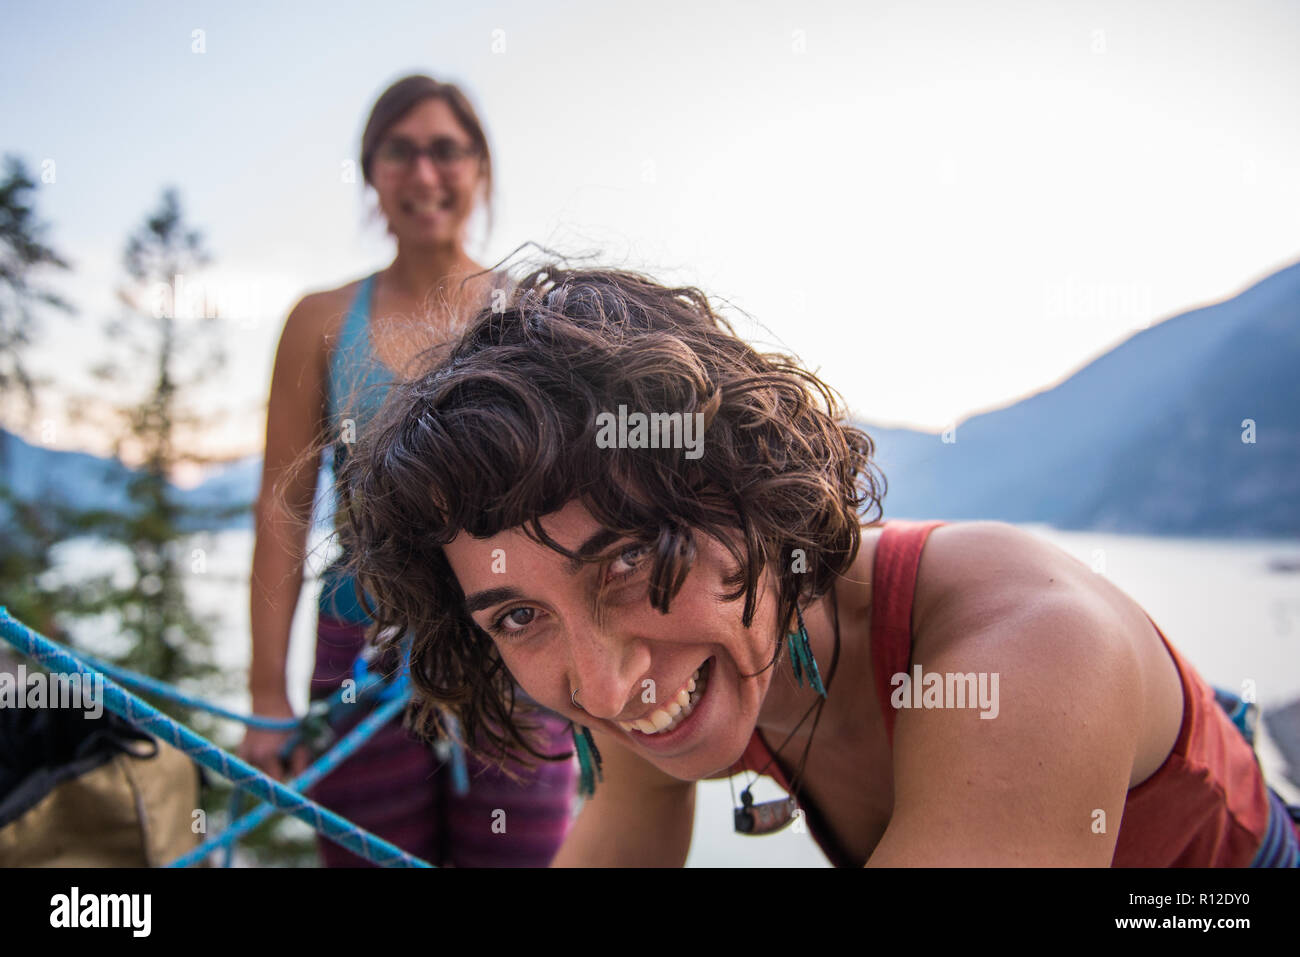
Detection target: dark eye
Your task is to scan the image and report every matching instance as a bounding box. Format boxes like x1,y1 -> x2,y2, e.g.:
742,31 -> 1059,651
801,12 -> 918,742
493,606 -> 537,635
430,139 -> 462,162
609,543 -> 650,579
379,139 -> 415,163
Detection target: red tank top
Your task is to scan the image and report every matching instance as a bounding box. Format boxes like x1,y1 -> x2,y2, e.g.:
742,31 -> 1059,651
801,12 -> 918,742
723,519 -> 1285,867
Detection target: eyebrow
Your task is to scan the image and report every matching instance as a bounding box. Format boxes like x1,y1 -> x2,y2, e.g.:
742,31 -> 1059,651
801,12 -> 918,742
565,528 -> 624,574
460,528 -> 628,614
463,586 -> 523,614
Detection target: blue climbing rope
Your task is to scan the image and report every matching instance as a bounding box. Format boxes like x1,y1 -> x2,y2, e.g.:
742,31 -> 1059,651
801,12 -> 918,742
68,644 -> 300,730
170,684 -> 412,867
0,607 -> 432,868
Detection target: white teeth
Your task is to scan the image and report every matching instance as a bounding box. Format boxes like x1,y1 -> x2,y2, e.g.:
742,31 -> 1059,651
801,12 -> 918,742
407,199 -> 449,213
617,662 -> 710,735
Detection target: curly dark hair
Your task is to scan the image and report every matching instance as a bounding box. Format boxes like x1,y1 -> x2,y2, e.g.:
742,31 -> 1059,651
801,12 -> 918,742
331,264 -> 885,776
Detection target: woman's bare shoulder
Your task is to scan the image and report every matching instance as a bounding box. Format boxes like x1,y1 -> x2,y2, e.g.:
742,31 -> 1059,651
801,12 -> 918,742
892,520 -> 1181,810
294,278 -> 365,329
277,277 -> 369,355
911,520 -> 1124,647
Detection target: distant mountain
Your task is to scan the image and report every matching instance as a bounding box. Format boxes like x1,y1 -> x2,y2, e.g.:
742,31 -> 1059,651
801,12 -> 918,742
0,429 -> 141,517
0,430 -> 261,533
863,260 -> 1300,538
0,430 -> 344,536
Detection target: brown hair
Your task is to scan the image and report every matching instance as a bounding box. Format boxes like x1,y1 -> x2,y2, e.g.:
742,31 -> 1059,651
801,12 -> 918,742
333,264 -> 886,775
360,74 -> 495,237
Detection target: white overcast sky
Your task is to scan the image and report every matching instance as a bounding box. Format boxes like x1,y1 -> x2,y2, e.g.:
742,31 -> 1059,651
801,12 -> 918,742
4,0 -> 1298,478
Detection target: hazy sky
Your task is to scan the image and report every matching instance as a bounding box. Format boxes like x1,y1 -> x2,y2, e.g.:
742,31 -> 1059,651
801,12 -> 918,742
4,0 -> 1298,479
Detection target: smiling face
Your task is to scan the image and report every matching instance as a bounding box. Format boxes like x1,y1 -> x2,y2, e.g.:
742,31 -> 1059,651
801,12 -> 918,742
368,96 -> 485,246
443,498 -> 786,780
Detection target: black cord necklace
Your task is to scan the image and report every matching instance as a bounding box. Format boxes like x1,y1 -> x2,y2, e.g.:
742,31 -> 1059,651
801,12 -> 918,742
732,583 -> 842,834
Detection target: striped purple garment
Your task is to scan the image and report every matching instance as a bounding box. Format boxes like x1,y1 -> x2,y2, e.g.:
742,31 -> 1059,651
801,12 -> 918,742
306,613 -> 577,867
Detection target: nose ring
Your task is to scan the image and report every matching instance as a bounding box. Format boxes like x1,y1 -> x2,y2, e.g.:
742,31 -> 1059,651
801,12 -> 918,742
571,687 -> 583,711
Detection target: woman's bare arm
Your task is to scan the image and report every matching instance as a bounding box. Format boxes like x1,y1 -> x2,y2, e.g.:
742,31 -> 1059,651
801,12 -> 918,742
242,293 -> 330,778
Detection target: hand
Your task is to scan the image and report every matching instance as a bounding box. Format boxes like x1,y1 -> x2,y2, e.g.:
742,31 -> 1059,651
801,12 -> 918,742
238,696 -> 310,783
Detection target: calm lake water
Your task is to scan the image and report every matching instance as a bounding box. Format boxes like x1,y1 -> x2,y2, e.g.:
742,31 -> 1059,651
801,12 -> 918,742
47,522 -> 1300,867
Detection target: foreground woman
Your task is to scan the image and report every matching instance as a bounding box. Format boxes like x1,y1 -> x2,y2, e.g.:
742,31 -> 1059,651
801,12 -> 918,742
331,265 -> 1300,867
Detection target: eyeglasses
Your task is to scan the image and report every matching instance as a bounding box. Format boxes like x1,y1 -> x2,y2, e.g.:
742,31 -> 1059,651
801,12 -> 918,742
374,136 -> 481,170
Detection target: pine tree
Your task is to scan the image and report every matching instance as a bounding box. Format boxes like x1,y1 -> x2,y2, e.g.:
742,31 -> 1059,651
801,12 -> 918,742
72,188 -> 229,727
0,153 -> 77,638
81,190 -> 315,865
0,154 -> 72,431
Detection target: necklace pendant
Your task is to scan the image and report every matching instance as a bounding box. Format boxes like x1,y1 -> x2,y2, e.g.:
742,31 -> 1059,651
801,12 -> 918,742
734,794 -> 799,835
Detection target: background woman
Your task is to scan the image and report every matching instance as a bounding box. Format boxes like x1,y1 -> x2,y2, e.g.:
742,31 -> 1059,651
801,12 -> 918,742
240,75 -> 575,867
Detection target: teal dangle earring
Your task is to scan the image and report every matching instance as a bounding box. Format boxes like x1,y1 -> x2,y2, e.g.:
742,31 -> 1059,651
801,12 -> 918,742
787,603 -> 827,698
570,686 -> 603,796
571,724 -> 603,797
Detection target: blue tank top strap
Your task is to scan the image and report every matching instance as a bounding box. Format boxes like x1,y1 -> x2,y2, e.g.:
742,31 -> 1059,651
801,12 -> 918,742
327,272 -> 384,434
321,272 -> 385,626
